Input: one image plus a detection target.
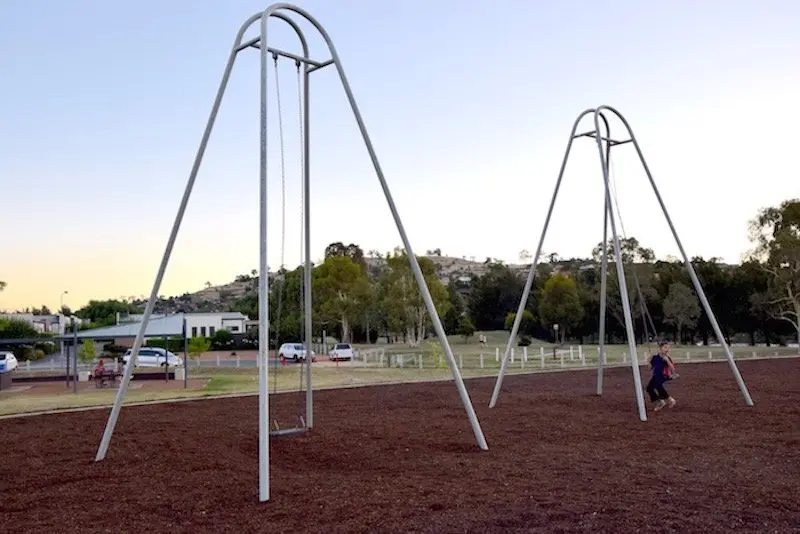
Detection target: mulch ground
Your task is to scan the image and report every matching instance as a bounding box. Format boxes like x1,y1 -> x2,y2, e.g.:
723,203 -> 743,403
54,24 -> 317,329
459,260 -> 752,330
1,359 -> 798,533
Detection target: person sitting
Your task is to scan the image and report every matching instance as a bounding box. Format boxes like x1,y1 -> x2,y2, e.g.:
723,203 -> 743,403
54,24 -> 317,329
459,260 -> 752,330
94,359 -> 105,377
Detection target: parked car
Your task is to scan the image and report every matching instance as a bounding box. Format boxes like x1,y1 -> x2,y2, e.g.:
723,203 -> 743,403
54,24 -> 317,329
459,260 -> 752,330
122,347 -> 184,368
0,351 -> 19,373
329,343 -> 354,361
277,343 -> 316,362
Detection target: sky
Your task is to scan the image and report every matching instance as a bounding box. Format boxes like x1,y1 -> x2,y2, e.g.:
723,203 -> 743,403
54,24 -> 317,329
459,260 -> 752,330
1,0 -> 799,311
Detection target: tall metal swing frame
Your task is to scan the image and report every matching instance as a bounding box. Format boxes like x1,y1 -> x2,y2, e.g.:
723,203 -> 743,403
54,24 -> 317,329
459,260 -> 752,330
93,3 -> 489,503
489,106 -> 754,420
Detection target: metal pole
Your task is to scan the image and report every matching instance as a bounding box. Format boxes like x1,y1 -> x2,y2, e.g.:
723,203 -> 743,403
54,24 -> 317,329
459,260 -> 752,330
305,8 -> 486,450
72,319 -> 78,394
490,108 -> 603,408
258,10 -> 271,503
94,14 -> 255,463
64,334 -> 70,389
592,109 -> 647,422
596,134 -> 612,396
165,335 -> 170,382
598,104 -> 754,406
183,318 -> 188,389
303,58 -> 313,430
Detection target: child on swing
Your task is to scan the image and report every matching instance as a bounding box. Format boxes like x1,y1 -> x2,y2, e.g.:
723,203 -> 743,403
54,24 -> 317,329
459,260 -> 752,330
646,341 -> 677,411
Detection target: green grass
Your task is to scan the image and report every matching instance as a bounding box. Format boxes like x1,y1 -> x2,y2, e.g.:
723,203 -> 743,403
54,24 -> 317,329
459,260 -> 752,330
2,331 -> 796,418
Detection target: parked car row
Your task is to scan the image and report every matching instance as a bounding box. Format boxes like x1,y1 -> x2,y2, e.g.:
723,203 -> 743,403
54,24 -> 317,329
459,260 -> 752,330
277,342 -> 355,362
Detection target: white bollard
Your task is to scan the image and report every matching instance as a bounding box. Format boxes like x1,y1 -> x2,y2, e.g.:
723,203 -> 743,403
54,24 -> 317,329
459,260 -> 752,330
495,347 -> 499,362
480,353 -> 484,369
510,348 -> 515,363
523,346 -> 528,362
569,346 -> 574,360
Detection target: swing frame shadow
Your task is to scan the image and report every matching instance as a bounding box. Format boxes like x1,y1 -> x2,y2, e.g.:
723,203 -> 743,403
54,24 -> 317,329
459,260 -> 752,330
92,2 -> 489,503
489,106 -> 754,419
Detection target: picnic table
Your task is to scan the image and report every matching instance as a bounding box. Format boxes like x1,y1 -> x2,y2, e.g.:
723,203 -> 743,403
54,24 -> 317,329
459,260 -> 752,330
93,368 -> 121,388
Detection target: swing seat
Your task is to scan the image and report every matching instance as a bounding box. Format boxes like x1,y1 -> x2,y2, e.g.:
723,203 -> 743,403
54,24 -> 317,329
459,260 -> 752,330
270,427 -> 308,438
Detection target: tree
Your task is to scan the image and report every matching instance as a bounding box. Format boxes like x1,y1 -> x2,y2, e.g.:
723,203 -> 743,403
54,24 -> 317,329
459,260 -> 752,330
662,283 -> 700,343
538,273 -> 583,343
187,337 -> 211,361
379,250 -> 449,346
442,280 -> 466,334
313,255 -> 371,343
75,299 -> 139,327
0,318 -> 38,339
0,280 -> 6,292
504,310 -> 536,337
210,329 -> 234,350
78,339 -> 97,364
324,242 -> 366,270
749,199 -> 800,345
456,315 -> 476,342
467,263 -> 525,331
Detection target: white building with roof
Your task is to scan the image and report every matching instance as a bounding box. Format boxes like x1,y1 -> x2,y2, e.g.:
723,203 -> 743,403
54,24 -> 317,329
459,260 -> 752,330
115,312 -> 249,339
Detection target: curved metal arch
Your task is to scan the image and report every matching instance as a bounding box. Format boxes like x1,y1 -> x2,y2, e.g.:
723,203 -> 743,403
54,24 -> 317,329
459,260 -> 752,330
488,108 -> 613,408
593,105 -> 754,407
236,9 -> 311,59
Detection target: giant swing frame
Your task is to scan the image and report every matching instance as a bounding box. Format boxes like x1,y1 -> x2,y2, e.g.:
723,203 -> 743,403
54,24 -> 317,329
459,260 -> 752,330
489,106 -> 755,419
93,3 -> 489,502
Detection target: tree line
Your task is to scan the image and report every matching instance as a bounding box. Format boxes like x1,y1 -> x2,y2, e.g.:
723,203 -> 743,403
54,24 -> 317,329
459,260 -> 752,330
2,199 -> 796,349
230,198 -> 800,348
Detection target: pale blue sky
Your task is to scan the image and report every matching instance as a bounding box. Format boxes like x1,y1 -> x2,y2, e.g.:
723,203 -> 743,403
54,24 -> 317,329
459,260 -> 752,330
1,0 -> 799,310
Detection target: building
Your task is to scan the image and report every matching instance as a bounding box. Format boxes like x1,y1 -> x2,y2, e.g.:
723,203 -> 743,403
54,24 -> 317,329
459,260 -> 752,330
117,312 -> 249,339
0,313 -> 85,335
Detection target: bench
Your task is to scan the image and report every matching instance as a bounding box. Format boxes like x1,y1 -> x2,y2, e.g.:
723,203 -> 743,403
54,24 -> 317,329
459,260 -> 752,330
93,369 -> 121,388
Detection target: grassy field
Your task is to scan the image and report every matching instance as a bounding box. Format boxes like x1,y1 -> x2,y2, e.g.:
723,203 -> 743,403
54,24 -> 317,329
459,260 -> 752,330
2,331 -> 797,417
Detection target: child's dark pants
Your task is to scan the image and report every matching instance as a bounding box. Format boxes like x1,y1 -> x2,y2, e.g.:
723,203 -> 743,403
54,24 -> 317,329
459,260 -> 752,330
646,376 -> 669,402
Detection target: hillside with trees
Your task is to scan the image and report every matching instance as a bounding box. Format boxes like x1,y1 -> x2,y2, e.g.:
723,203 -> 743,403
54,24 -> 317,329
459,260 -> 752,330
12,198 -> 795,348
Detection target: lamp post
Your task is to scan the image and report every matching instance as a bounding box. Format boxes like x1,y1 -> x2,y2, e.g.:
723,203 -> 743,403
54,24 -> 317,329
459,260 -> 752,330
60,290 -> 68,312
553,324 -> 560,360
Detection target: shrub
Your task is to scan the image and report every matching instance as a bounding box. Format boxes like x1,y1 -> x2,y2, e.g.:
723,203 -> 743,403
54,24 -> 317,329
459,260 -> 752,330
517,335 -> 532,347
34,341 -> 58,355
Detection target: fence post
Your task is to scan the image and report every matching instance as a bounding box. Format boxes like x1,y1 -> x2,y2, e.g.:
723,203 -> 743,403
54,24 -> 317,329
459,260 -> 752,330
708,350 -> 712,360
523,346 -> 528,362
479,353 -> 484,369
236,354 -> 240,368
458,353 -> 463,369
520,354 -> 524,369
560,352 -> 564,368
216,354 -> 220,367
622,352 -> 627,363
510,348 -> 515,363
540,348 -> 545,369
569,346 -> 574,360
495,347 -> 499,362
418,354 -> 423,369
752,351 -> 757,359
399,354 -> 404,368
